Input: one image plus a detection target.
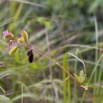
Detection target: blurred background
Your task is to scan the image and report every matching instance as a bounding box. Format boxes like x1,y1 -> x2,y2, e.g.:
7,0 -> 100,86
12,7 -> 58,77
0,0 -> 103,103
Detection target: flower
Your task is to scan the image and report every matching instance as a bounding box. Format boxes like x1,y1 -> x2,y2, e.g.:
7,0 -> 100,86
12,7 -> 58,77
3,30 -> 14,40
3,30 -> 9,35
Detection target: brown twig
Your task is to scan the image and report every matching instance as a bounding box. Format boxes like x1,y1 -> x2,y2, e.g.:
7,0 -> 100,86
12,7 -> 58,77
33,48 -> 95,103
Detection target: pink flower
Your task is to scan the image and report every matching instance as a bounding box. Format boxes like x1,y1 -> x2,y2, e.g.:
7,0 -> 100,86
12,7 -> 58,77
3,30 -> 9,35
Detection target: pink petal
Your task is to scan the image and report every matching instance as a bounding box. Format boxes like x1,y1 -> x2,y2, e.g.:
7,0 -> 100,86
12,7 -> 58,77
3,30 -> 8,35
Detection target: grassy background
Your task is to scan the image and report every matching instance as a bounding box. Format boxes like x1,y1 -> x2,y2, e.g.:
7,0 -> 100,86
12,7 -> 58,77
0,0 -> 103,103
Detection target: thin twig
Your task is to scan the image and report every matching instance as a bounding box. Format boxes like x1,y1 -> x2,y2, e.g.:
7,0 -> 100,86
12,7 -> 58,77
33,48 -> 95,103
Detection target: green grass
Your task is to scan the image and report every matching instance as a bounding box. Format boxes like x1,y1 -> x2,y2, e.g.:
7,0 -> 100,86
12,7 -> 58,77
0,0 -> 103,103
62,53 -> 70,103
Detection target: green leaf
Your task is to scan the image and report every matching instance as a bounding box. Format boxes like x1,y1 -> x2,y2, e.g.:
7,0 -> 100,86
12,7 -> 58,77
74,70 -> 86,84
62,53 -> 70,103
79,70 -> 86,83
68,52 -> 85,69
81,84 -> 88,91
74,73 -> 84,84
37,17 -> 51,29
87,83 -> 102,89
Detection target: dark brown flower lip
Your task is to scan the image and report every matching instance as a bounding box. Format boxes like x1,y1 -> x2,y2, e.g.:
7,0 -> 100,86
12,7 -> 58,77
28,53 -> 33,63
27,49 -> 33,56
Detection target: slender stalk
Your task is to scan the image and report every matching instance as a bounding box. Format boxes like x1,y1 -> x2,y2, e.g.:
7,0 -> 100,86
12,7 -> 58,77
34,48 -> 75,81
33,48 -> 95,103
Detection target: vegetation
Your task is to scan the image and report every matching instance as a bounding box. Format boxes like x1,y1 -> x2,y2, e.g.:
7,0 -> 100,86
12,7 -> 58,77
0,0 -> 103,103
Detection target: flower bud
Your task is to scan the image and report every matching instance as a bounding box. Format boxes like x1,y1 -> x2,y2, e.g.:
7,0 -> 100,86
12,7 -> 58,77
21,30 -> 28,42
17,37 -> 25,44
9,46 -> 19,55
3,31 -> 14,40
4,33 -> 14,39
